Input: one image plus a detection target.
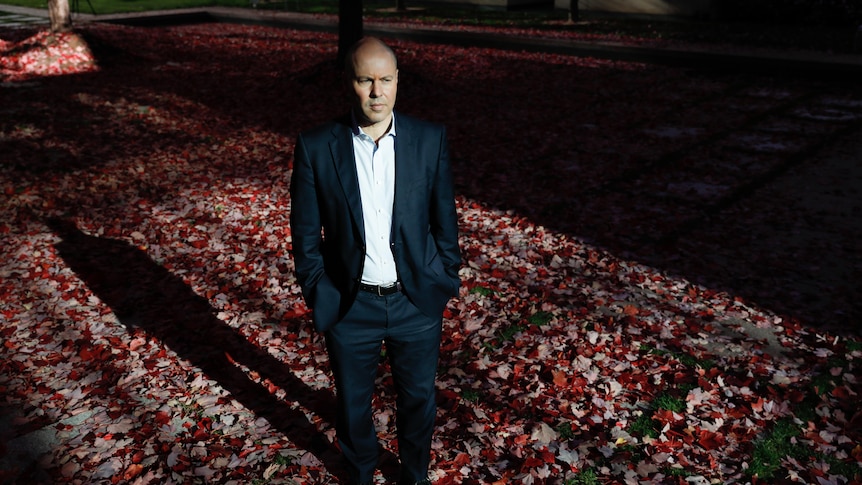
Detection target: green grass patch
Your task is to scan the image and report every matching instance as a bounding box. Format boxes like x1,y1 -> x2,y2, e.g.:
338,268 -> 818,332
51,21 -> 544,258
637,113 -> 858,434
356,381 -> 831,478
664,466 -> 694,477
793,392 -> 819,423
497,322 -> 525,343
616,443 -> 647,462
818,452 -> 862,481
654,393 -> 685,413
556,421 -> 575,440
469,285 -> 496,297
564,468 -> 599,485
176,400 -> 205,419
627,390 -> 688,439
482,312 -> 551,349
272,453 -> 292,466
794,369 -> 843,422
527,310 -> 553,326
461,388 -> 480,403
747,418 -> 807,480
810,373 -> 837,396
629,412 -> 660,439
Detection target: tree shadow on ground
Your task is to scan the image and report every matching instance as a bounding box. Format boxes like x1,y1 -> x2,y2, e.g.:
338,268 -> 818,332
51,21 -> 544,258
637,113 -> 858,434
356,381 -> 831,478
9,22 -> 859,338
46,217 -> 387,483
400,62 -> 862,336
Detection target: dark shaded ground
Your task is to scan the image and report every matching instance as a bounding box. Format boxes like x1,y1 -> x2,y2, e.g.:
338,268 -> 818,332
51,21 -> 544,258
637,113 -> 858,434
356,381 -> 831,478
3,5 -> 861,336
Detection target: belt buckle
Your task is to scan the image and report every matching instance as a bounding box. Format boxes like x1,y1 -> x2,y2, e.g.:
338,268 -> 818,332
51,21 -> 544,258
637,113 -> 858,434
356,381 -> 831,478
379,282 -> 401,296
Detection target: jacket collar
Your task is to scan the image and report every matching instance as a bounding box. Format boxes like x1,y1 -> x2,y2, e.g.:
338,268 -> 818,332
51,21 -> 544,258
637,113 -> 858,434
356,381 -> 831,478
329,111 -> 417,242
330,117 -> 364,240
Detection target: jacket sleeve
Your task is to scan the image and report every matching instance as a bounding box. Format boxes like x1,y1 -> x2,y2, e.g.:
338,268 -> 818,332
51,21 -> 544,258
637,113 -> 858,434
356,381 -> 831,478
430,126 -> 462,295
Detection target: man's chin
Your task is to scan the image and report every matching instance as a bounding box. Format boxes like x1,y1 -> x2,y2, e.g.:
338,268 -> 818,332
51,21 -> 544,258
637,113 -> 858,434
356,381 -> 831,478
372,113 -> 390,120
361,112 -> 391,126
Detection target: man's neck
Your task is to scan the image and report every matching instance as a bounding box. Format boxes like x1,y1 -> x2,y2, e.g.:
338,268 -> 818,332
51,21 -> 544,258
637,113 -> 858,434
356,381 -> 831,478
359,116 -> 393,145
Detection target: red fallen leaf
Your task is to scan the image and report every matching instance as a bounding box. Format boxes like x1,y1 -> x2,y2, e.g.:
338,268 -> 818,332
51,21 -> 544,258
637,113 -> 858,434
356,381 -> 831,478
198,418 -> 213,432
750,397 -> 764,412
128,337 -> 147,351
653,409 -> 680,424
513,362 -> 526,378
78,346 -> 97,361
831,386 -> 850,400
697,429 -> 726,451
552,370 -> 568,387
131,451 -> 146,464
154,412 -> 170,426
452,452 -> 471,466
123,464 -> 143,481
623,305 -> 639,316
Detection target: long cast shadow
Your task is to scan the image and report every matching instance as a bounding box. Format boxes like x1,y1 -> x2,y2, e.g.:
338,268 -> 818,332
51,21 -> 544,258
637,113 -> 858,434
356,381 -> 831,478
46,218 -> 355,481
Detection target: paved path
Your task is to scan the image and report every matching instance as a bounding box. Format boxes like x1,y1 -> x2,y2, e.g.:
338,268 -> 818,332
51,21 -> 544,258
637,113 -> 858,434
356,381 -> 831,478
0,8 -> 47,28
2,4 -> 862,77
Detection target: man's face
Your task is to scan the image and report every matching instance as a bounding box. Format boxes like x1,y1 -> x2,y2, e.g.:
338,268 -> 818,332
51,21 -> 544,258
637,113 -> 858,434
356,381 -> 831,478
349,43 -> 398,131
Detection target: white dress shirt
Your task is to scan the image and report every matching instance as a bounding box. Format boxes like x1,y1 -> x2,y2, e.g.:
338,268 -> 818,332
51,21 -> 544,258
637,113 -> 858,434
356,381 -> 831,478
353,115 -> 399,285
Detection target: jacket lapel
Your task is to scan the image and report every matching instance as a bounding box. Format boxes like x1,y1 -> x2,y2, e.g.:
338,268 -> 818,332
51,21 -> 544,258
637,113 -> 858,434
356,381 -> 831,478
330,122 -> 365,241
393,113 -> 417,238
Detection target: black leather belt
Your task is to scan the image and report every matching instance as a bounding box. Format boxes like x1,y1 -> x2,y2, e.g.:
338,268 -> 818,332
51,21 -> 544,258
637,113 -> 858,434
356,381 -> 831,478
359,281 -> 402,296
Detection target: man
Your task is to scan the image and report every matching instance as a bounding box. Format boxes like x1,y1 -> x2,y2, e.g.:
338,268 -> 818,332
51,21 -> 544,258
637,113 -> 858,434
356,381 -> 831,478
289,37 -> 461,485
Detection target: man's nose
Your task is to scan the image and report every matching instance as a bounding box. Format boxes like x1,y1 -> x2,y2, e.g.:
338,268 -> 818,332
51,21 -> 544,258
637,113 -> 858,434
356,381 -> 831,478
370,81 -> 382,97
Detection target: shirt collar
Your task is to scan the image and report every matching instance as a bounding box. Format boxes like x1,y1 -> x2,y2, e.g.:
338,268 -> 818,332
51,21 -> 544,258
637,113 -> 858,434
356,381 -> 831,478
351,111 -> 396,140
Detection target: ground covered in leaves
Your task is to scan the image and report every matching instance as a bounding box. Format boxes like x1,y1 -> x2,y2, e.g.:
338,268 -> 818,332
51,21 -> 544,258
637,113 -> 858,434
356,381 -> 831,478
1,17 -> 861,485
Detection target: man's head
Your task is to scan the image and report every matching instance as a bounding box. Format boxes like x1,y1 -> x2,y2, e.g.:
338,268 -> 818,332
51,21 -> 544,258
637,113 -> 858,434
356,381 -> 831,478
345,37 -> 398,134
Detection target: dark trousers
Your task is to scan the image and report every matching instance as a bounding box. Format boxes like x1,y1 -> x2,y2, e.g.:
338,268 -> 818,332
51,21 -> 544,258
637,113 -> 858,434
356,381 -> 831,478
325,289 -> 442,483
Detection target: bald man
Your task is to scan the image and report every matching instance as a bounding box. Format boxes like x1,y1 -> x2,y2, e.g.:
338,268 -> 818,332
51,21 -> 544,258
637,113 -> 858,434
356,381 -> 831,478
289,37 -> 461,485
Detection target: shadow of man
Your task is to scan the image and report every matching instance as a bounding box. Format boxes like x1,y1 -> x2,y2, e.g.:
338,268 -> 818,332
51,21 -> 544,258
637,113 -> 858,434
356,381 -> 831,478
46,217 -> 354,481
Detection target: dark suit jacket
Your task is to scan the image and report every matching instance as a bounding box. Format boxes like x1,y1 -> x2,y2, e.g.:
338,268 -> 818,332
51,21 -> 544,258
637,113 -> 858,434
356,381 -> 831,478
289,112 -> 461,332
